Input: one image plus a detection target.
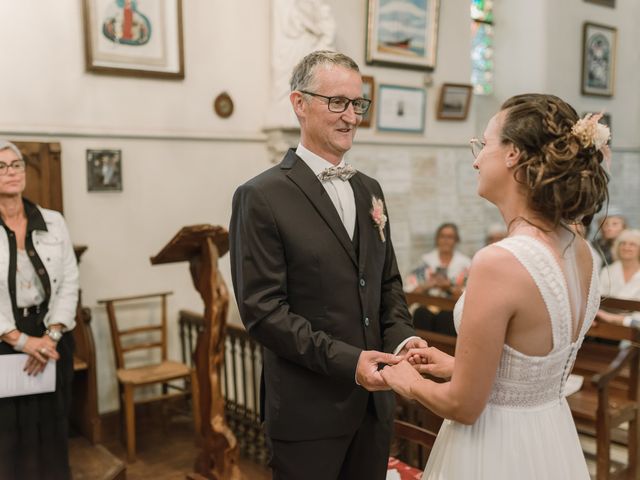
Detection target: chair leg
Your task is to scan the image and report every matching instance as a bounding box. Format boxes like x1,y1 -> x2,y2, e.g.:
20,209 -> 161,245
124,384 -> 136,462
596,421 -> 611,480
629,417 -> 639,480
190,369 -> 201,436
118,383 -> 126,445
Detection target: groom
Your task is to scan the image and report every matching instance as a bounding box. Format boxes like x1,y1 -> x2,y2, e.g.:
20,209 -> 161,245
230,51 -> 424,479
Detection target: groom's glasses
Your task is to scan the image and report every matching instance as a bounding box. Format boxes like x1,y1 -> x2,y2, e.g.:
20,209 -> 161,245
300,90 -> 372,115
470,137 -> 486,158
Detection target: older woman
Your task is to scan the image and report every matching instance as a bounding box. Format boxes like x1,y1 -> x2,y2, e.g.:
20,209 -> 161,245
592,208 -> 627,265
404,223 -> 471,336
596,229 -> 640,328
404,222 -> 471,298
0,141 -> 79,480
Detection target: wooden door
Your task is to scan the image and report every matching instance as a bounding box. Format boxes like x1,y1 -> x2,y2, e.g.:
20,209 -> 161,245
12,141 -> 63,213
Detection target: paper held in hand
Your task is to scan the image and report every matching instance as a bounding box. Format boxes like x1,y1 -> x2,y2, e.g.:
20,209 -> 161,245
0,354 -> 56,398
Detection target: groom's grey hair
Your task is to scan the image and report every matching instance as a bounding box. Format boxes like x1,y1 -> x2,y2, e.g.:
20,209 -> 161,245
290,50 -> 360,92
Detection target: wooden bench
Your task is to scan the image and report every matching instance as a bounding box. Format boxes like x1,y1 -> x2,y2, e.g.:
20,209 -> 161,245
567,297 -> 640,480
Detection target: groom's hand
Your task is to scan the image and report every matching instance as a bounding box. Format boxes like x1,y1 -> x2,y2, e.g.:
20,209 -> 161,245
356,350 -> 402,391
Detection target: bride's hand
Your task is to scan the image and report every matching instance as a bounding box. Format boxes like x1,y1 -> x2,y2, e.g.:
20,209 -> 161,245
379,360 -> 422,400
407,346 -> 454,379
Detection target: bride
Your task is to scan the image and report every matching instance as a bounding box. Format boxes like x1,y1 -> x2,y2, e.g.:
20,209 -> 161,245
381,94 -> 610,479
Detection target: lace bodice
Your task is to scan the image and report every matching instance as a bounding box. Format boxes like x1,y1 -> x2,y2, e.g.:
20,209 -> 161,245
453,235 -> 600,408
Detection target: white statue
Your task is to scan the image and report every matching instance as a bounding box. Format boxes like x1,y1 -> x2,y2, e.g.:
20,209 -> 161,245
266,0 -> 336,129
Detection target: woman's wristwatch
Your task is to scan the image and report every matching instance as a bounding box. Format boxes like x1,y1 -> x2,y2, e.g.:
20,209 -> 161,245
46,328 -> 63,343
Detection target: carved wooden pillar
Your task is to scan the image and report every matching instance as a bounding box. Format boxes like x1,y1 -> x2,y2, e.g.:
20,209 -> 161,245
151,225 -> 240,480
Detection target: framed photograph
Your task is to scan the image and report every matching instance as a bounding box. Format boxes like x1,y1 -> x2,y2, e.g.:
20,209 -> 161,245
83,0 -> 184,79
581,22 -> 616,97
377,85 -> 425,133
584,0 -> 615,7
86,150 -> 123,192
437,83 -> 473,120
360,75 -> 375,128
366,0 -> 440,71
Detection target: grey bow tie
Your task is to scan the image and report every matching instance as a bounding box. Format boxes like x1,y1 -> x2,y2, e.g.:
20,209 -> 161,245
317,164 -> 357,182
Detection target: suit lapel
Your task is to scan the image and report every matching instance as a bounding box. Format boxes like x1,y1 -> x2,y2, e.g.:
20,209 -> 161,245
283,150 -> 358,268
350,174 -> 372,271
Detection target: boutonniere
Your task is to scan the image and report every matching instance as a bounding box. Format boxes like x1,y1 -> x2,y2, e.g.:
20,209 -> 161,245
370,196 -> 387,242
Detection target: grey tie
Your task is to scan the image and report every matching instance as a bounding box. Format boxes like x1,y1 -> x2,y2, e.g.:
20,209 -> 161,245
317,164 -> 357,182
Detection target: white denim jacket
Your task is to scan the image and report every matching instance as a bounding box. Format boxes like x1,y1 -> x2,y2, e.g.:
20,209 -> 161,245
0,206 -> 79,338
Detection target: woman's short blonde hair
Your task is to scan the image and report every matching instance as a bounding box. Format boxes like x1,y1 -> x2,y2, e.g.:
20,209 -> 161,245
613,229 -> 640,261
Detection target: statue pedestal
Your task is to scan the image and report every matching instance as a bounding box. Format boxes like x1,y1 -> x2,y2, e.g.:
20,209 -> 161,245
263,126 -> 300,164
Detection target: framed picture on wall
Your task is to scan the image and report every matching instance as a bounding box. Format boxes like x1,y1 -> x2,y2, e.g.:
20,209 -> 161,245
360,75 -> 375,128
437,83 -> 473,120
86,149 -> 123,192
581,22 -> 616,97
83,0 -> 185,79
584,0 -> 615,7
377,85 -> 425,133
366,0 -> 440,71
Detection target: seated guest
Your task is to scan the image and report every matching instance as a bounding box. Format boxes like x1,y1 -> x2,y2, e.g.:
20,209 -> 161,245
405,222 -> 471,298
485,222 -> 508,245
592,207 -> 627,266
405,223 -> 471,336
597,229 -> 640,328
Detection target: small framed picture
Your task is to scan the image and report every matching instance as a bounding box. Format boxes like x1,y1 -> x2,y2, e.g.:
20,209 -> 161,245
366,0 -> 441,71
360,75 -> 375,128
584,0 -> 615,7
581,22 -> 617,97
83,0 -> 185,79
377,84 -> 425,133
86,149 -> 123,192
437,83 -> 473,120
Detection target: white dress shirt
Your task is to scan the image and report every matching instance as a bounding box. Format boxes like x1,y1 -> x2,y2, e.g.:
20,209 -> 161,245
296,144 -> 356,239
296,144 -> 420,364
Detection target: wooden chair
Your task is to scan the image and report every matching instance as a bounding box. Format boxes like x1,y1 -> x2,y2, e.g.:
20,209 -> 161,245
388,419 -> 438,477
568,297 -> 640,480
98,291 -> 200,462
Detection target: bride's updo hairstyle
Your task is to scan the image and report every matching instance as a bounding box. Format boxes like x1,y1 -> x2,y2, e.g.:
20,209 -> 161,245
499,94 -> 609,227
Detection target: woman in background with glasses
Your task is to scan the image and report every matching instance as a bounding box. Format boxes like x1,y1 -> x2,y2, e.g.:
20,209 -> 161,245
0,141 -> 79,480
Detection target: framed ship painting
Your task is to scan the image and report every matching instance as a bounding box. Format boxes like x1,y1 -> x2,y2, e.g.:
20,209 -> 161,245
366,0 -> 440,71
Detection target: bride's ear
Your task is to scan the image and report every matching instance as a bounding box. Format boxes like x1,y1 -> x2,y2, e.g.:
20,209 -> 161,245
505,144 -> 521,168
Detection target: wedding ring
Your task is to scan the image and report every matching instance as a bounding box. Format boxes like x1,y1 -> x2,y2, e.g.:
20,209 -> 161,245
40,347 -> 48,355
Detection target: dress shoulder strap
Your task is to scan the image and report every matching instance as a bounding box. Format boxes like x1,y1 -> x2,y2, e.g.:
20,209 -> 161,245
494,236 -> 573,350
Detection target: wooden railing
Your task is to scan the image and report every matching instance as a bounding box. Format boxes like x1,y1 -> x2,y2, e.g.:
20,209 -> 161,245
178,310 -> 267,465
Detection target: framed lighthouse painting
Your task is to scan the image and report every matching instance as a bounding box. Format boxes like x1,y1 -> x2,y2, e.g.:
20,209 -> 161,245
83,0 -> 185,79
366,0 -> 441,71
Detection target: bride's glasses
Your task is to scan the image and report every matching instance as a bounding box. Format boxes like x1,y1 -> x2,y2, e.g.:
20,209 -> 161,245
470,137 -> 486,158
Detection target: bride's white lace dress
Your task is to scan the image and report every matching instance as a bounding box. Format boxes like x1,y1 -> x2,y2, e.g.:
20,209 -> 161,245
423,235 -> 596,479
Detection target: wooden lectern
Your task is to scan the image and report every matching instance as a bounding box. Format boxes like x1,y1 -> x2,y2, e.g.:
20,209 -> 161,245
150,225 -> 241,480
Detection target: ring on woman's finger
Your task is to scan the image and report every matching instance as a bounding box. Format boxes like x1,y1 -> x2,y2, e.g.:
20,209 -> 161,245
39,347 -> 48,355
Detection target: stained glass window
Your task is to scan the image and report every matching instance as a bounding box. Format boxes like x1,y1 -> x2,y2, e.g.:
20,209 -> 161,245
471,0 -> 494,95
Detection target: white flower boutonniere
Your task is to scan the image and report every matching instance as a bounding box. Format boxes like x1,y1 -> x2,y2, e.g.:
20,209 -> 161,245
370,196 -> 387,242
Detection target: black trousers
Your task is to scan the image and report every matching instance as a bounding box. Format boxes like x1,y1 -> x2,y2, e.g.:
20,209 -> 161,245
0,308 -> 74,480
268,395 -> 392,480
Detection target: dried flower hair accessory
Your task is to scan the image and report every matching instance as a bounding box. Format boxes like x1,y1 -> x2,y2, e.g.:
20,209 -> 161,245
370,196 -> 387,242
571,112 -> 612,167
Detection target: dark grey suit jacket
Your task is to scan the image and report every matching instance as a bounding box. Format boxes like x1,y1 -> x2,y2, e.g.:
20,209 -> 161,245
230,149 -> 414,441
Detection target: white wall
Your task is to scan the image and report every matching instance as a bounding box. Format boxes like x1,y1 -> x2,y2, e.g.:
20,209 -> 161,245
1,0 -> 638,413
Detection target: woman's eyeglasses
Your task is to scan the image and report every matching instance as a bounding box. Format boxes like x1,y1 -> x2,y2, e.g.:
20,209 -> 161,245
470,137 -> 486,158
0,160 -> 25,176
